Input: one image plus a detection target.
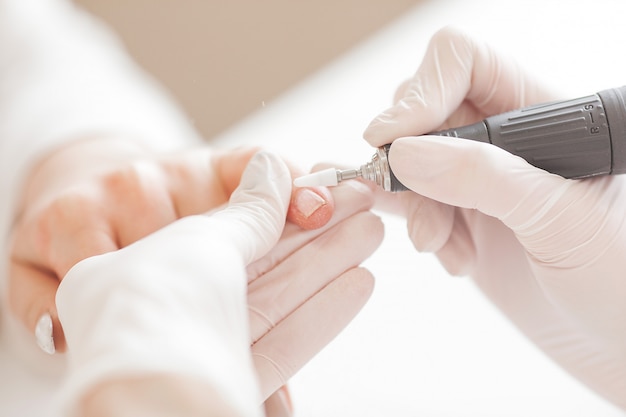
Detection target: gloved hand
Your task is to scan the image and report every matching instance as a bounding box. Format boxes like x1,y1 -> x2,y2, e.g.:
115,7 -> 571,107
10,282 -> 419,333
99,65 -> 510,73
246,171 -> 381,403
363,26 -> 626,410
55,151 -> 382,416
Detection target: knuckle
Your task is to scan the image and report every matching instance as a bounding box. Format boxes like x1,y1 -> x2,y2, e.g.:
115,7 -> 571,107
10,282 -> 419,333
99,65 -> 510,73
101,162 -> 168,209
102,163 -> 150,195
16,189 -> 103,274
363,211 -> 385,242
33,195 -> 93,269
34,191 -> 97,239
161,156 -> 197,185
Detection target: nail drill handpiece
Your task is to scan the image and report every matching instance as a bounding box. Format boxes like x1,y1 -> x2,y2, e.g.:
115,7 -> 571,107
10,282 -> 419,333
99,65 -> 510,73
294,86 -> 626,192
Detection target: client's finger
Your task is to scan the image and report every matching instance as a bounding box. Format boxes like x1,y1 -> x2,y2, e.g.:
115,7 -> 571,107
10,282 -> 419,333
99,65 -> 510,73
8,262 -> 66,353
211,151 -> 291,265
246,180 -> 376,282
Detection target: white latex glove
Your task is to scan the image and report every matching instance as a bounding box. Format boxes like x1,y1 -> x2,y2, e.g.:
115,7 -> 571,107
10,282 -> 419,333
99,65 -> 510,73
246,176 -> 381,403
364,26 -> 626,410
55,151 -> 382,416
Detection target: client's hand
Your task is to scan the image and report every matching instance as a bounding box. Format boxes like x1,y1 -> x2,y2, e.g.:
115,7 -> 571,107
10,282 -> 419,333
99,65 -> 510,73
8,138 -> 334,354
55,151 -> 381,417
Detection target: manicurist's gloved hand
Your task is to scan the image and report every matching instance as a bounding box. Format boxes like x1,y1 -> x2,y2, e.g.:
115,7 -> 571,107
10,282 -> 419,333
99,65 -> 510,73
364,26 -> 626,410
55,151 -> 382,417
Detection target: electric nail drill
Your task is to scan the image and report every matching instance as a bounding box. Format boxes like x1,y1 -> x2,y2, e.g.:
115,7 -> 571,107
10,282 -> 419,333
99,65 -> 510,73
294,86 -> 626,191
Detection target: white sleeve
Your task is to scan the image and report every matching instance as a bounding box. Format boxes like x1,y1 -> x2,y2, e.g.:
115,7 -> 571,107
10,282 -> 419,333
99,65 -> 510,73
0,0 -> 203,243
55,216 -> 264,417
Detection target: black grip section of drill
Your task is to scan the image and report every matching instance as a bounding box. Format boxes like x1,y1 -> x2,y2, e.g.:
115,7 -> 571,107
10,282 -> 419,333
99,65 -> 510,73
384,85 -> 626,192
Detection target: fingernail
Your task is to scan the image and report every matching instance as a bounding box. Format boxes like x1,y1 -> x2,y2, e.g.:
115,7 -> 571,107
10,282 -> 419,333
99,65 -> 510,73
35,312 -> 55,354
293,188 -> 326,218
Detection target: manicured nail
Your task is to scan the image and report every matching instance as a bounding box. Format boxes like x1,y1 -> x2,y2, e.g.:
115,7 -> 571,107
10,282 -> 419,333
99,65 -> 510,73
294,188 -> 326,218
288,186 -> 334,230
35,312 -> 55,354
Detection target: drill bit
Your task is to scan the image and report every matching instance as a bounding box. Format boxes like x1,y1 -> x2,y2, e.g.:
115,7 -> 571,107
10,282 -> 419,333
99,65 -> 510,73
293,146 -> 393,190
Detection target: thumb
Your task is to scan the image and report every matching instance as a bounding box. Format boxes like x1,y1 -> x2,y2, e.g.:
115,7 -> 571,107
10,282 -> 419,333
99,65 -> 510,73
388,136 -> 567,229
210,151 -> 291,265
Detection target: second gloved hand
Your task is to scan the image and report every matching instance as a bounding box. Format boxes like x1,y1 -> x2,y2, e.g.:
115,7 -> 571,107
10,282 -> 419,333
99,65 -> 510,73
364,27 -> 626,410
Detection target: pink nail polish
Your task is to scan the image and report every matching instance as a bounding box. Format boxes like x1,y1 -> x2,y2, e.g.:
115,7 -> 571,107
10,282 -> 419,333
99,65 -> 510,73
288,186 -> 334,230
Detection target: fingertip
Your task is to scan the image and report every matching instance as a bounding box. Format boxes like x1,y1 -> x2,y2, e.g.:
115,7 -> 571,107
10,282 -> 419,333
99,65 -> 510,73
387,136 -> 449,186
363,102 -> 445,148
340,267 -> 376,303
363,107 -> 399,147
8,262 -> 66,354
287,186 -> 334,230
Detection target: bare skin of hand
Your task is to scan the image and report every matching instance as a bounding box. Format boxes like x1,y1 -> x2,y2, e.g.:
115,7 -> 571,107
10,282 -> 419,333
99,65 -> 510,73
8,137 -> 333,353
